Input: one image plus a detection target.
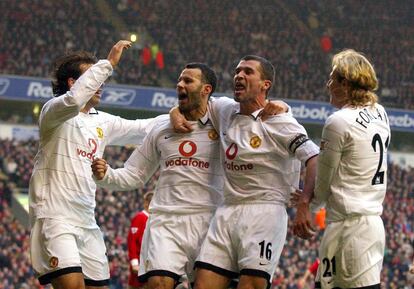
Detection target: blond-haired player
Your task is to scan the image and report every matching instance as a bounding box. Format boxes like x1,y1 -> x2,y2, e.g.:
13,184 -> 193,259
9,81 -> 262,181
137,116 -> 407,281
294,49 -> 391,289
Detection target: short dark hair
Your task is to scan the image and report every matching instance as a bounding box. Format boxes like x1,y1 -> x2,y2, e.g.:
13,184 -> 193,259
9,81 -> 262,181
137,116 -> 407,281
185,62 -> 217,96
240,55 -> 275,95
51,51 -> 98,97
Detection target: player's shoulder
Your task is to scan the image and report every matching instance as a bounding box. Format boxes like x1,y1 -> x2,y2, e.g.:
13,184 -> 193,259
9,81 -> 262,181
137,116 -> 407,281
373,103 -> 388,115
264,111 -> 303,129
94,109 -> 116,120
209,96 -> 238,111
147,118 -> 175,141
210,95 -> 234,105
268,110 -> 298,121
89,110 -> 126,129
150,117 -> 172,134
262,113 -> 310,142
153,115 -> 171,127
324,108 -> 360,138
132,211 -> 147,221
326,109 -> 350,128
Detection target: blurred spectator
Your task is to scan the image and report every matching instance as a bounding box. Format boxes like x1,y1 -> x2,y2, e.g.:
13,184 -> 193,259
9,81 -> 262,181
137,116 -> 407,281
127,191 -> 153,289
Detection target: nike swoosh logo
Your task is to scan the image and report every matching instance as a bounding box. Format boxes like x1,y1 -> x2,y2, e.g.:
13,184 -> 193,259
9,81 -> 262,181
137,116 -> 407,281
164,135 -> 173,139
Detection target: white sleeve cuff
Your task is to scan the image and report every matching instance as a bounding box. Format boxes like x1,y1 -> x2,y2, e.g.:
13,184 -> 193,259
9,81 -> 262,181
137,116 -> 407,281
93,165 -> 111,187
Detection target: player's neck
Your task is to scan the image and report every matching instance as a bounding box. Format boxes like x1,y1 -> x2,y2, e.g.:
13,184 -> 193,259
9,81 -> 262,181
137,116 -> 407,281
184,105 -> 207,121
81,104 -> 94,114
80,106 -> 90,114
239,96 -> 266,115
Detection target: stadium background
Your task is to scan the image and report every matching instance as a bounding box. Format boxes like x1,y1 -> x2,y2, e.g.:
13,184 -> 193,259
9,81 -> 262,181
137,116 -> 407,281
0,0 -> 413,288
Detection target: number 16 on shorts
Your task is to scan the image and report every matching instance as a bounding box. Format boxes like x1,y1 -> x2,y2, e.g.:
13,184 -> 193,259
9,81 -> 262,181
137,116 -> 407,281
258,240 -> 272,264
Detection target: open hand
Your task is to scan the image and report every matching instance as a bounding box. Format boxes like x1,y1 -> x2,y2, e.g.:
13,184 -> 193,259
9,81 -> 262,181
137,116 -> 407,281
107,40 -> 132,67
259,100 -> 289,121
292,191 -> 316,239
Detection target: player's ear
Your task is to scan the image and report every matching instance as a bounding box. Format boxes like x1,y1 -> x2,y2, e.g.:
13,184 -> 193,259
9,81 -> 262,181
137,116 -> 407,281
203,84 -> 212,97
262,79 -> 272,91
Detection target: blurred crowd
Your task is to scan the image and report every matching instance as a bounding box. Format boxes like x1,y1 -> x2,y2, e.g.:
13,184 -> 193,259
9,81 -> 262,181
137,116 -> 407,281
0,138 -> 413,288
1,0 -> 413,109
285,0 -> 414,110
0,0 -> 161,88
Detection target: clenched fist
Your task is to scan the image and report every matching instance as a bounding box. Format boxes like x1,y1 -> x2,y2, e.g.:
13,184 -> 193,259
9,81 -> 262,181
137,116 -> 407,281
92,158 -> 108,180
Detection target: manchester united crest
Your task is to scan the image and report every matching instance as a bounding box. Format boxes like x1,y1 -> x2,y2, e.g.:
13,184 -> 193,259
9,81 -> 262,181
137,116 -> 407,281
208,129 -> 219,140
250,135 -> 261,148
96,127 -> 104,139
49,256 -> 59,268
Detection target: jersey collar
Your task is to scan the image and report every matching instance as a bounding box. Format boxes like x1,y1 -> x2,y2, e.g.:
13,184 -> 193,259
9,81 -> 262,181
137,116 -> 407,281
235,108 -> 262,121
198,112 -> 210,126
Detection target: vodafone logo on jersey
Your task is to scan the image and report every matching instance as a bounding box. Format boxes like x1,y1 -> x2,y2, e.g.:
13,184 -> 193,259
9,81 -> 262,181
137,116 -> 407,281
165,140 -> 209,169
226,143 -> 238,160
77,138 -> 98,161
224,142 -> 254,171
179,141 -> 197,157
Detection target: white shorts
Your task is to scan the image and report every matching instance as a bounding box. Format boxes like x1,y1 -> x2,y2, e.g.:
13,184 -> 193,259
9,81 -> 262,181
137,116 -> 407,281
138,211 -> 214,283
30,218 -> 109,286
195,203 -> 288,284
315,215 -> 384,289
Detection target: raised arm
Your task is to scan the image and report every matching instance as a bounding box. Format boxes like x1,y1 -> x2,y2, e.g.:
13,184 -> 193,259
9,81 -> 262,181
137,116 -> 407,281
40,40 -> 132,133
107,114 -> 169,146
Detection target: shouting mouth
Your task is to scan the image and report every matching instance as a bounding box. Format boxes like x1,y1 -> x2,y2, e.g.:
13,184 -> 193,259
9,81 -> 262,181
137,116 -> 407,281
234,82 -> 245,95
178,92 -> 189,105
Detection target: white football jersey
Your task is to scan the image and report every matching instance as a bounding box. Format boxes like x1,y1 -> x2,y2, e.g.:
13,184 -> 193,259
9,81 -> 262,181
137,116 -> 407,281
29,60 -> 160,228
208,97 -> 319,205
96,114 -> 223,214
312,103 -> 391,222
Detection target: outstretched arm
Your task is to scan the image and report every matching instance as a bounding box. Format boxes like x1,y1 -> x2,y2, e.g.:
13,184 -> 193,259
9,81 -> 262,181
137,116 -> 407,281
92,130 -> 160,190
92,153 -> 156,191
40,40 -> 132,133
170,97 -> 289,133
